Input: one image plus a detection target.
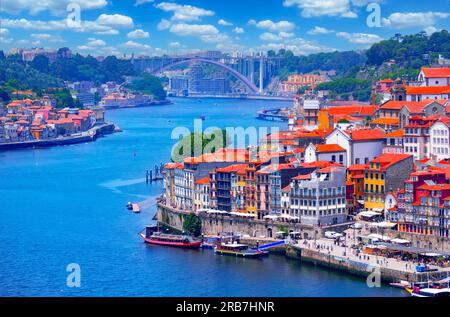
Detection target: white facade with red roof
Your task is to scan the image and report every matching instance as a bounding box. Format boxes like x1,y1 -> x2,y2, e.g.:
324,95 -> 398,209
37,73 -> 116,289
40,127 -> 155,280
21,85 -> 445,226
429,118 -> 450,161
418,67 -> 450,87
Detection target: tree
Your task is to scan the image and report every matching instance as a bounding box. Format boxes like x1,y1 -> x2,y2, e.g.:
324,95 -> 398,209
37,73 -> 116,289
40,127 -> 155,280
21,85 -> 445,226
183,214 -> 202,237
127,73 -> 167,100
30,55 -> 50,73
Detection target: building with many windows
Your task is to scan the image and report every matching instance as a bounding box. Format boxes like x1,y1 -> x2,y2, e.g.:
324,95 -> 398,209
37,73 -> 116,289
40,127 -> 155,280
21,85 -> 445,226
364,154 -> 414,212
289,165 -> 347,226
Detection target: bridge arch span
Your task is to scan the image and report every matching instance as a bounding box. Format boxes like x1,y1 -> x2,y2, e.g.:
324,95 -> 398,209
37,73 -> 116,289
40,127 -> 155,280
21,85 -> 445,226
150,58 -> 259,94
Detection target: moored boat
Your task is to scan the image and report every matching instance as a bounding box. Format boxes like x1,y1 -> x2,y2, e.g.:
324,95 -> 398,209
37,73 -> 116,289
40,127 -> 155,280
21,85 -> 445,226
140,229 -> 202,249
214,242 -> 269,258
406,287 -> 450,297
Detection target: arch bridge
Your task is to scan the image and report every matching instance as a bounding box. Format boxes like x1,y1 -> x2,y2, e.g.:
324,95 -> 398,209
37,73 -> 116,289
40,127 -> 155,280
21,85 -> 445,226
149,57 -> 260,94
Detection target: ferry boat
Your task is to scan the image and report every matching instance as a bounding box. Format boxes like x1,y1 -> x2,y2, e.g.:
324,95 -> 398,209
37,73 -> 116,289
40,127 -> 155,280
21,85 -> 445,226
214,242 -> 269,258
406,286 -> 450,297
140,230 -> 202,249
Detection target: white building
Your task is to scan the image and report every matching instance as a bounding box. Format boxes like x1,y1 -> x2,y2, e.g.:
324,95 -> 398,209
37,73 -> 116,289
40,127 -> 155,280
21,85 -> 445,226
194,177 -> 210,212
429,119 -> 450,161
289,166 -> 347,226
304,143 -> 347,166
325,127 -> 385,166
418,67 -> 450,87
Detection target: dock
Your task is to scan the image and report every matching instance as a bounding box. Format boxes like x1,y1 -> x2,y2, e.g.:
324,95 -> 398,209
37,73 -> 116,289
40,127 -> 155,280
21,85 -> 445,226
146,163 -> 164,184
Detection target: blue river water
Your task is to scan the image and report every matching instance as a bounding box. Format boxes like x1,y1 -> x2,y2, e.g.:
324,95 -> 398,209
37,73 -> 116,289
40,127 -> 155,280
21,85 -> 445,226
0,98 -> 405,297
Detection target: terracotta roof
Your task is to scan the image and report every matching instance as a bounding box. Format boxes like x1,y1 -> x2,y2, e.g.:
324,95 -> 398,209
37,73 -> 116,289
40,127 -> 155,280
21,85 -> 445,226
378,78 -> 394,83
348,164 -> 369,171
216,164 -> 248,174
380,100 -> 433,110
369,154 -> 412,171
421,67 -> 450,78
195,177 -> 210,185
314,144 -> 345,153
328,105 -> 375,116
344,128 -> 386,141
385,129 -> 404,138
418,183 -> 450,191
292,174 -> 312,181
164,163 -> 184,169
406,86 -> 450,95
372,118 -> 399,126
184,149 -> 249,164
301,161 -> 342,169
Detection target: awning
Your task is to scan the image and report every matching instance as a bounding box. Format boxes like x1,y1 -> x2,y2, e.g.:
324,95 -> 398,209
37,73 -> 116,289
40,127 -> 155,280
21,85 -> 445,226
264,215 -> 278,220
369,221 -> 397,229
391,238 -> 410,245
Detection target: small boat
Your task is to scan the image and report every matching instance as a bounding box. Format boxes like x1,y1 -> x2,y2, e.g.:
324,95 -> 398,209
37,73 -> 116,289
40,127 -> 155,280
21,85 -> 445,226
214,242 -> 269,258
126,202 -> 133,210
132,203 -> 141,213
406,287 -> 450,297
390,280 -> 411,289
200,115 -> 206,121
140,230 -> 202,249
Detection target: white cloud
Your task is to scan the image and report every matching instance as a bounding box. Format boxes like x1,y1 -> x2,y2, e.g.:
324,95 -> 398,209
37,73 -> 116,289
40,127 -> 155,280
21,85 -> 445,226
77,38 -> 107,51
247,19 -> 257,25
307,26 -> 334,35
169,23 -> 219,36
87,39 -> 107,47
0,28 -> 12,44
258,37 -> 334,55
260,33 -> 281,41
168,41 -> 181,48
96,14 -> 134,28
0,0 -> 107,16
135,0 -> 154,6
336,32 -> 382,45
30,33 -> 65,43
279,32 -> 294,38
233,27 -> 245,34
255,20 -> 295,32
382,12 -> 450,29
423,26 -> 440,36
121,40 -> 151,50
218,19 -> 233,26
127,29 -> 150,39
156,2 -> 215,21
1,18 -> 120,35
157,19 -> 172,30
283,0 -> 357,18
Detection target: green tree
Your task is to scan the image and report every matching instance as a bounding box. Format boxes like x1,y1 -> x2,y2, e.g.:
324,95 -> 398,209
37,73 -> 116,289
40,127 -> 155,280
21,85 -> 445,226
183,213 -> 202,237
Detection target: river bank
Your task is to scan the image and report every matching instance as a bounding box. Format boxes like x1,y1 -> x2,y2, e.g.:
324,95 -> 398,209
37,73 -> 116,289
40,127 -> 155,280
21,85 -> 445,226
0,122 -> 116,151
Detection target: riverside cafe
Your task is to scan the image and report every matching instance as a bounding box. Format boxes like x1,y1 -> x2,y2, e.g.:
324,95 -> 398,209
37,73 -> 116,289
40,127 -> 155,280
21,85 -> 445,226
363,241 -> 450,268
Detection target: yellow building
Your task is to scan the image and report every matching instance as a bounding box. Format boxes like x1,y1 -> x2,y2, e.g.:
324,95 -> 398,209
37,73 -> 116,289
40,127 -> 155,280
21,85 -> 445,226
364,154 -> 413,212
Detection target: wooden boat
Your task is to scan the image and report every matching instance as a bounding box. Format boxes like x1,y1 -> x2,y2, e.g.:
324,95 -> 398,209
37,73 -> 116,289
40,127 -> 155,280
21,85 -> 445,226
140,231 -> 202,249
214,243 -> 269,258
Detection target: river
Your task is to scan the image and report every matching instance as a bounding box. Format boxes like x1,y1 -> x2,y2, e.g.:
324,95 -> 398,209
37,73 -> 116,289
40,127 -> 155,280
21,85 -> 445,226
0,98 -> 404,296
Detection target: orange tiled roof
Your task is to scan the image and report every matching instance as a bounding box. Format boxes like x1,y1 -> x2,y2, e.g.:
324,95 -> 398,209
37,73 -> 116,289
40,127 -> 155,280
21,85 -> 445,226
328,105 -> 375,116
385,129 -> 404,138
314,144 -> 345,153
344,128 -> 386,141
370,117 -> 399,126
406,86 -> 450,95
216,164 -> 248,174
195,177 -> 210,185
164,163 -> 184,169
421,67 -> 450,78
348,164 -> 369,171
369,154 -> 412,171
380,100 -> 433,110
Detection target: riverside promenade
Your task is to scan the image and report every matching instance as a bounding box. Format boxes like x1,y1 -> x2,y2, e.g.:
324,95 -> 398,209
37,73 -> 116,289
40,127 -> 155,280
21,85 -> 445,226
287,237 -> 450,284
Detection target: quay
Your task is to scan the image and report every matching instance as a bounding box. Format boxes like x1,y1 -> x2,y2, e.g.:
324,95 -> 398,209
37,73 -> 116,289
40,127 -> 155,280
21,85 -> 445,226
0,122 -> 116,151
157,203 -> 450,285
257,109 -> 291,121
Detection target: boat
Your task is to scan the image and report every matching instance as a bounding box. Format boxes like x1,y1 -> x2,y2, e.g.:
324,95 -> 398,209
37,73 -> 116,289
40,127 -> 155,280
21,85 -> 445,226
140,230 -> 202,249
214,242 -> 269,258
132,203 -> 141,213
406,287 -> 450,297
126,202 -> 133,210
390,280 -> 411,289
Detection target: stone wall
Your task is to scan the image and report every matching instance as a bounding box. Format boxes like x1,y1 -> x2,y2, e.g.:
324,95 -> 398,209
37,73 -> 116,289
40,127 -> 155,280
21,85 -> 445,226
373,229 -> 450,253
157,204 -> 317,238
286,245 -> 420,283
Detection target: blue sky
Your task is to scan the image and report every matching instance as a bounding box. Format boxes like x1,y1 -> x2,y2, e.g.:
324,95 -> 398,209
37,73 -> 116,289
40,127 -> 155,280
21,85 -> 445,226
0,0 -> 449,56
